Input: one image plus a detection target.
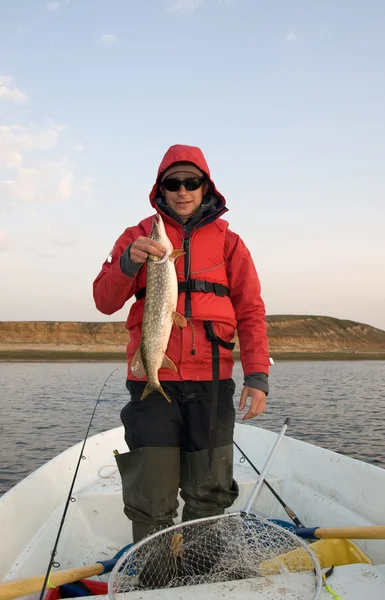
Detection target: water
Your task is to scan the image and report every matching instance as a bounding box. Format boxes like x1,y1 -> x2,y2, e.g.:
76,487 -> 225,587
0,361 -> 384,496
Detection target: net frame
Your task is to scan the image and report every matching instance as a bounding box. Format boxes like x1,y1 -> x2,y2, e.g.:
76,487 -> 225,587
108,419 -> 323,599
108,512 -> 323,599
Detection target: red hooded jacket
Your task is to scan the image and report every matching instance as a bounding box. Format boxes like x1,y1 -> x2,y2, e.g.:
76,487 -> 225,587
93,144 -> 270,381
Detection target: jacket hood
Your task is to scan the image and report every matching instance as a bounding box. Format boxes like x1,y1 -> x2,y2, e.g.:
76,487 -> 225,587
149,144 -> 227,209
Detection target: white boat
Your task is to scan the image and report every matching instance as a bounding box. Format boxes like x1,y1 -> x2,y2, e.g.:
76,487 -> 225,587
1,422 -> 385,600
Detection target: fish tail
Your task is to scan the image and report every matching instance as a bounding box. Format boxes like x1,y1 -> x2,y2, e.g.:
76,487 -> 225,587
140,382 -> 155,401
158,384 -> 172,403
140,382 -> 172,403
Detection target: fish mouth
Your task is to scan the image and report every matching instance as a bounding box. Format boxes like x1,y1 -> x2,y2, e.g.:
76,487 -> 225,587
150,214 -> 163,237
149,214 -> 173,263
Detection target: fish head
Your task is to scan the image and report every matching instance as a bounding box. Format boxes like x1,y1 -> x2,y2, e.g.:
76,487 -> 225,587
148,214 -> 173,262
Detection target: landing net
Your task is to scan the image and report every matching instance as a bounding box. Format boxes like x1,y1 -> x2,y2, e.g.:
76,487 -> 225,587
108,514 -> 322,599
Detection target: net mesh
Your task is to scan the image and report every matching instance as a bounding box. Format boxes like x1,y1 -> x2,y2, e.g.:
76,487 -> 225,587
108,514 -> 322,599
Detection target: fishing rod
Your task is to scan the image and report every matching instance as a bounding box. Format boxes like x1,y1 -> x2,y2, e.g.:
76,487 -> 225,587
233,439 -> 305,527
38,368 -> 119,600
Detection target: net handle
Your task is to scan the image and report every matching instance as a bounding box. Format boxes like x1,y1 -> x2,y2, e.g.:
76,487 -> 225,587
242,417 -> 291,514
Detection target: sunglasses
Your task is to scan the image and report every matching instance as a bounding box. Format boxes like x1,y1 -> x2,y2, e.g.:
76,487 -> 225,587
162,176 -> 205,192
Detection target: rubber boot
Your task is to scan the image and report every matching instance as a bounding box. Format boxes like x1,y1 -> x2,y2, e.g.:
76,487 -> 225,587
180,444 -> 239,522
115,446 -> 180,543
178,445 -> 239,578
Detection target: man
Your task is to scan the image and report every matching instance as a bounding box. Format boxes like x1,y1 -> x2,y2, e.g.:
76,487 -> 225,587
93,144 -> 270,543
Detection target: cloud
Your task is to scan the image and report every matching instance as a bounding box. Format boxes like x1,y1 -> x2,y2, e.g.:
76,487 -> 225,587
100,34 -> 117,45
45,0 -> 70,11
286,31 -> 297,43
166,0 -> 231,12
167,0 -> 204,12
0,123 -> 66,168
0,123 -> 88,203
0,77 -> 91,205
0,75 -> 28,104
1,162 -> 74,203
80,176 -> 92,193
46,1 -> 60,10
72,142 -> 85,152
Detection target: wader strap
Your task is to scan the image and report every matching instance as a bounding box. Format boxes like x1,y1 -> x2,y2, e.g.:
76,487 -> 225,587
203,321 -> 235,468
135,280 -> 230,301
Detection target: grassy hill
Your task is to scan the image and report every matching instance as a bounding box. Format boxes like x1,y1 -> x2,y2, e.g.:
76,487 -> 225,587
0,316 -> 384,361
264,315 -> 385,358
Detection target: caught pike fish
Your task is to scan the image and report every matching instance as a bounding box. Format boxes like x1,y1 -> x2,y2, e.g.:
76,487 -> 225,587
130,214 -> 186,402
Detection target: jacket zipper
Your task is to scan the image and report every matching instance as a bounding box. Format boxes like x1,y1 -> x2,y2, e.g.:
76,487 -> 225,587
183,236 -> 192,318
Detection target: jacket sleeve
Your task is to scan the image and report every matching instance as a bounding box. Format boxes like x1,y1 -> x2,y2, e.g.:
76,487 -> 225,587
225,229 -> 270,376
93,228 -> 140,315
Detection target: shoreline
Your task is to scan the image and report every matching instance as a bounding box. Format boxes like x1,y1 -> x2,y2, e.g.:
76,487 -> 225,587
1,350 -> 385,362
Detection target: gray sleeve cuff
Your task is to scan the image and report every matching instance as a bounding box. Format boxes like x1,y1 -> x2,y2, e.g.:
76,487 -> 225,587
244,372 -> 269,396
120,244 -> 142,277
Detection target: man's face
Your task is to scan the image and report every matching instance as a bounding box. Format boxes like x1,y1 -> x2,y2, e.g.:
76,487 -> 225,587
161,171 -> 207,223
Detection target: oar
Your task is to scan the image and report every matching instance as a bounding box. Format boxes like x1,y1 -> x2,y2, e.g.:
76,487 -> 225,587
294,525 -> 385,539
0,545 -> 132,600
233,439 -> 305,527
3,529 -> 384,600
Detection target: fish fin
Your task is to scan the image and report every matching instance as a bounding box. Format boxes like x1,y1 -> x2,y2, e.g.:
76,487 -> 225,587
169,249 -> 185,261
161,353 -> 178,372
140,383 -> 154,401
172,311 -> 188,328
140,383 -> 172,403
158,384 -> 172,403
130,347 -> 146,378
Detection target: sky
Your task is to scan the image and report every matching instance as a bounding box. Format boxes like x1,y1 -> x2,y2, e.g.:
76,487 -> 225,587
1,0 -> 384,331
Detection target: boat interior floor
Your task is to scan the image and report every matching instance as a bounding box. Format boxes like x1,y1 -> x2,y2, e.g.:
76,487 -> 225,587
89,563 -> 385,600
